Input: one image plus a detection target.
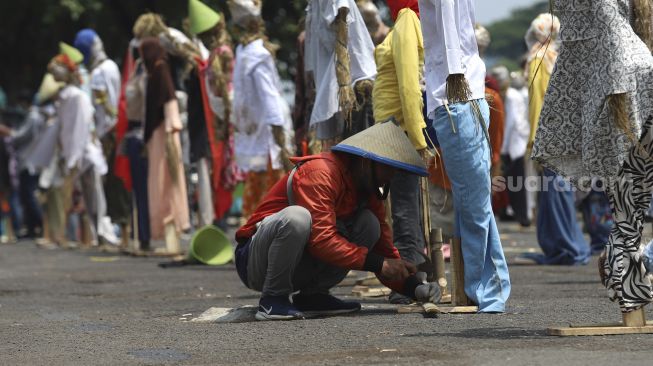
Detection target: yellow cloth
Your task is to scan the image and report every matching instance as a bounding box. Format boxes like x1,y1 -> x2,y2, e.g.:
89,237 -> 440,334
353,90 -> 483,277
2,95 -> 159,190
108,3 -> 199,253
372,8 -> 426,149
527,56 -> 551,147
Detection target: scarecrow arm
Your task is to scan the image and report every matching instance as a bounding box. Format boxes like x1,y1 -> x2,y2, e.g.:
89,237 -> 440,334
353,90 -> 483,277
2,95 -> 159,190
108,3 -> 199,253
392,9 -> 427,150
438,0 -> 464,75
435,0 -> 472,103
334,7 -> 356,120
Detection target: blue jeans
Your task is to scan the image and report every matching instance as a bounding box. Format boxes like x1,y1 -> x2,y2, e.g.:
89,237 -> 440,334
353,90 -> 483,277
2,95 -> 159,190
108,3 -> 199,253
430,99 -> 511,312
534,169 -> 590,264
126,136 -> 150,247
18,170 -> 42,237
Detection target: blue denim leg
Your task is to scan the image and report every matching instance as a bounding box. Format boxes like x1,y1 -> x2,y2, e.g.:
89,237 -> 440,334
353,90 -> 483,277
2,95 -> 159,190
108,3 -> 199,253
431,99 -> 511,312
126,136 -> 150,245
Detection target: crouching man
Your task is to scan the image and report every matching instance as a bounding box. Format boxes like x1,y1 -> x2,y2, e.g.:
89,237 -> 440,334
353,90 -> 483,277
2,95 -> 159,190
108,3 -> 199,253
235,121 -> 440,320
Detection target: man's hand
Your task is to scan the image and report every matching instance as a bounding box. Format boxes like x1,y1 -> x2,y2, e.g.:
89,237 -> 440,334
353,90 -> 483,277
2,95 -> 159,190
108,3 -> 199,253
380,258 -> 417,281
417,147 -> 433,166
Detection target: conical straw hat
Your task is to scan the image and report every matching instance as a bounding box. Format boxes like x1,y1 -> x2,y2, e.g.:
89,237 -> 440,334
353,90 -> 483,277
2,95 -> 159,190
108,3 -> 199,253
332,121 -> 428,176
189,0 -> 221,34
59,42 -> 84,64
37,73 -> 64,104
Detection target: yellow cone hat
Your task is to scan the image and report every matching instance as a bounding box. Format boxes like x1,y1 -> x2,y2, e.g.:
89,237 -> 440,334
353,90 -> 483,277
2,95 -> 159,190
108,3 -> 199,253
189,0 -> 221,34
37,73 -> 64,104
59,42 -> 84,64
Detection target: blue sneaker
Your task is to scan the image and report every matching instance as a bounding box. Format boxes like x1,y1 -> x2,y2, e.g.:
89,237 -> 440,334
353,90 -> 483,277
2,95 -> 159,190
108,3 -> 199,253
255,295 -> 305,321
292,293 -> 361,317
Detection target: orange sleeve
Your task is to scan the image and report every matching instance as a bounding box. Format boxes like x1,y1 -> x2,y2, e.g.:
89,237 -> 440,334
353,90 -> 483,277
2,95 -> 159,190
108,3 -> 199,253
488,89 -> 505,166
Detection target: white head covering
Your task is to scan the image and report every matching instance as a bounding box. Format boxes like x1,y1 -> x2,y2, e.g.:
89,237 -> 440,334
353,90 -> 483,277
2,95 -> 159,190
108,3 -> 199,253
228,0 -> 262,27
525,13 -> 560,52
490,65 -> 510,91
525,13 -> 560,74
474,24 -> 491,55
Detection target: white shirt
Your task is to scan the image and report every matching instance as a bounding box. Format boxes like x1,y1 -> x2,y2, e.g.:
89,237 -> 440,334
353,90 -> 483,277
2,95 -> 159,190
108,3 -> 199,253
418,0 -> 486,116
501,87 -> 530,160
19,105 -> 53,173
57,85 -> 93,171
305,0 -> 376,126
232,39 -> 294,173
90,58 -> 120,137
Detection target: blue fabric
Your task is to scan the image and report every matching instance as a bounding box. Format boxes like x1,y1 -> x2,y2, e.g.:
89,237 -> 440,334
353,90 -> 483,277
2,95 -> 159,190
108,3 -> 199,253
125,136 -> 150,245
235,238 -> 251,286
330,144 -> 428,176
531,169 -> 590,265
431,99 -> 511,313
580,189 -> 613,254
73,29 -> 97,65
643,241 -> 653,275
18,170 -> 42,237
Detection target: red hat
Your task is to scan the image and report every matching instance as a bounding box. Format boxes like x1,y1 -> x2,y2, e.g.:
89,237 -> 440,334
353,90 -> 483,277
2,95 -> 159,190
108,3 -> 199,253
387,0 -> 420,21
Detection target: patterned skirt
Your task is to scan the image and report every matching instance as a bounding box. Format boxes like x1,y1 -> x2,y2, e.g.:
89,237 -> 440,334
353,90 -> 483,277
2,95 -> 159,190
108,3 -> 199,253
602,117 -> 653,312
241,163 -> 284,220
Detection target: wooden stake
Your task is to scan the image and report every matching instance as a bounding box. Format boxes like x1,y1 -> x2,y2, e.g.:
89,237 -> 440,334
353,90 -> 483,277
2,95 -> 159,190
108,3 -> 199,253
420,177 -> 431,251
623,307 -> 646,327
548,307 -> 653,336
132,203 -> 139,252
80,214 -> 92,247
120,223 -> 129,250
430,228 -> 449,299
164,222 -> 180,255
397,304 -> 478,315
451,237 -> 471,306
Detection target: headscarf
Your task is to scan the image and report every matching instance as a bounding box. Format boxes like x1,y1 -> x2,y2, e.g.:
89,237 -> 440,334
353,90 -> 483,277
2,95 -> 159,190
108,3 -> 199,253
140,38 -> 176,143
489,65 -> 510,95
387,0 -> 419,21
525,13 -> 560,74
74,29 -> 107,68
227,0 -> 262,27
475,24 -> 491,55
49,54 -> 80,85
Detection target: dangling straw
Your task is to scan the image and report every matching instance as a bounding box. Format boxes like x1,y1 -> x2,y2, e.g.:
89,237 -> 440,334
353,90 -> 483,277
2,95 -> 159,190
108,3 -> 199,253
334,10 -> 357,129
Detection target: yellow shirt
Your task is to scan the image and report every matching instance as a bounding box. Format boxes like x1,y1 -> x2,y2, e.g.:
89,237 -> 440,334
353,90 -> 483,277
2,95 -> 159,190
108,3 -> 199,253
372,8 -> 426,150
527,56 -> 551,147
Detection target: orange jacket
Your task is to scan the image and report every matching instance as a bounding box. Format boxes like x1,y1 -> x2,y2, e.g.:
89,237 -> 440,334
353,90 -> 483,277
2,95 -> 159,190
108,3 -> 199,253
236,152 -> 419,294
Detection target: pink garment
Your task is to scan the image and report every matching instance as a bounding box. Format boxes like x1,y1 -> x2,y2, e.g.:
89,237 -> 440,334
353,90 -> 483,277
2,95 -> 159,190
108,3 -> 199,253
146,100 -> 190,239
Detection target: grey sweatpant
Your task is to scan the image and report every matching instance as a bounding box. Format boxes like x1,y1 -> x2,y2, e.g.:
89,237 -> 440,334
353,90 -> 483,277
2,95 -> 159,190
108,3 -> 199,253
247,206 -> 380,296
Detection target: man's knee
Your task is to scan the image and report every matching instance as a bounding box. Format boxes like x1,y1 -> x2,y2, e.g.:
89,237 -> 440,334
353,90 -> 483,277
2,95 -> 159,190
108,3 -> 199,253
354,209 -> 380,249
277,206 -> 312,243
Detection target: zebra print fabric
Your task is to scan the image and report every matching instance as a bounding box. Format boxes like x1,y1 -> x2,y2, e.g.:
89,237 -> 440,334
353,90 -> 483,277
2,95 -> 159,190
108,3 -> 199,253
603,117 -> 653,312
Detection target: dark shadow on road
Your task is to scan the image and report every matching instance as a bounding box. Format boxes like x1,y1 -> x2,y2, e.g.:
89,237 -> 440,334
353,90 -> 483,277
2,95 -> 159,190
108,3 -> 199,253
403,327 -> 547,339
544,280 -> 600,285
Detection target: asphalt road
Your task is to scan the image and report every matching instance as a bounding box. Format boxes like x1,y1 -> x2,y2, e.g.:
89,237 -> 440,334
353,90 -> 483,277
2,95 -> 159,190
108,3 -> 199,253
1,222 -> 653,365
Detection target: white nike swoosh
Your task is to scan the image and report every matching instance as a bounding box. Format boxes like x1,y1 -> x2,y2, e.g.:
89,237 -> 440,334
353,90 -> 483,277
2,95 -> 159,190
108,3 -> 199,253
261,305 -> 273,314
